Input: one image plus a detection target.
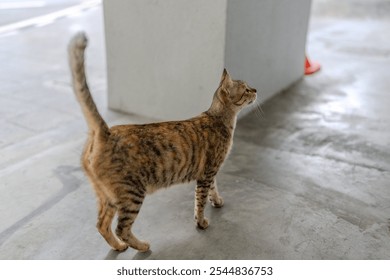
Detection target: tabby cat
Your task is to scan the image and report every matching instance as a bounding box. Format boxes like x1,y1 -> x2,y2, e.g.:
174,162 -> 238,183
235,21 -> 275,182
68,32 -> 257,252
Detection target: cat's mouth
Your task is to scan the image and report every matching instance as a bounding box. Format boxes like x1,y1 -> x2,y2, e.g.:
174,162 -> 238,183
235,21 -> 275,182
247,91 -> 257,105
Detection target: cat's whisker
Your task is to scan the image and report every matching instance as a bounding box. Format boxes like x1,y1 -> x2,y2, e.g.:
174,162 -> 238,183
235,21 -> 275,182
253,100 -> 265,120
258,102 -> 265,116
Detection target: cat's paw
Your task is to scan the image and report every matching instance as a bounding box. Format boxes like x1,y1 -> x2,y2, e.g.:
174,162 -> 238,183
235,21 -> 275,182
136,241 -> 150,253
113,242 -> 129,252
210,197 -> 224,208
196,217 -> 209,230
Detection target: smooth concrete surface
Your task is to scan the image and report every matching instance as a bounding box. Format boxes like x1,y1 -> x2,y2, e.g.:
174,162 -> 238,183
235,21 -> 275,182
104,0 -> 227,120
1,1 -> 390,259
225,0 -> 311,103
104,0 -> 312,120
0,0 -> 92,26
311,0 -> 390,19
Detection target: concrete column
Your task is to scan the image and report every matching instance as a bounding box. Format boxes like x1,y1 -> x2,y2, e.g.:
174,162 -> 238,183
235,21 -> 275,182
225,0 -> 312,102
103,0 -> 312,120
103,0 -> 227,120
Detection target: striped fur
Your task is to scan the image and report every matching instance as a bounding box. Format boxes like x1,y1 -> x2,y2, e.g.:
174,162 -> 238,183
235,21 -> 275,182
68,32 -> 257,252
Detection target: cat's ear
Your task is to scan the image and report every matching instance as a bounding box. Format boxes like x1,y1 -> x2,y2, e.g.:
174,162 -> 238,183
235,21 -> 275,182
220,68 -> 233,88
217,86 -> 230,103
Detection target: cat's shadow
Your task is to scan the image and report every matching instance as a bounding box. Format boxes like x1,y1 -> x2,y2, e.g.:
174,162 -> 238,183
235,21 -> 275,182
104,248 -> 152,260
103,207 -> 251,260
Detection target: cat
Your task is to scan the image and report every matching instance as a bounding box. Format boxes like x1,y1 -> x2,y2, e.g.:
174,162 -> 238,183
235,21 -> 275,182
68,32 -> 257,252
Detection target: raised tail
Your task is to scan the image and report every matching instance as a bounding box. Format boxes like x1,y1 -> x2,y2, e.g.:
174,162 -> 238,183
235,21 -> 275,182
68,32 -> 109,137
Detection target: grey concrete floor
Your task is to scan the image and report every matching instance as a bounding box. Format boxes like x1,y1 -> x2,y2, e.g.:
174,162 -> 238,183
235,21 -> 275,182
0,0 -> 93,26
1,2 -> 390,259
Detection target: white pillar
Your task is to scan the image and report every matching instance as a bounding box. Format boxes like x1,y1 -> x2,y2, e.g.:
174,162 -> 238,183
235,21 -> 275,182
103,0 -> 312,120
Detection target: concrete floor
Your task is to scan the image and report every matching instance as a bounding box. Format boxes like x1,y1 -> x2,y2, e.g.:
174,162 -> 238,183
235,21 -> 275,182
1,1 -> 390,259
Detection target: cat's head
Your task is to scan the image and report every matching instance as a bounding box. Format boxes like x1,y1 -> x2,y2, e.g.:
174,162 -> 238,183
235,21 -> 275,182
213,69 -> 257,113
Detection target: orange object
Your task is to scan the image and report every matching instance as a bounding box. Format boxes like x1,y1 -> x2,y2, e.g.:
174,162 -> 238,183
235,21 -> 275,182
304,55 -> 321,75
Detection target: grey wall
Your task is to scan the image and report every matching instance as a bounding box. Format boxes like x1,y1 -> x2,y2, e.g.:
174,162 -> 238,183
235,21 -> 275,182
104,0 -> 227,120
103,0 -> 312,120
225,0 -> 312,103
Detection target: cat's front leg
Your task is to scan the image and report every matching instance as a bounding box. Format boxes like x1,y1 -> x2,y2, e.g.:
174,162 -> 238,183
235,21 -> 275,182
208,179 -> 224,208
194,179 -> 212,229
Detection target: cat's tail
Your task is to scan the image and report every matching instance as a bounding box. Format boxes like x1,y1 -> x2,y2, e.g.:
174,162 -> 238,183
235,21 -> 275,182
68,32 -> 110,138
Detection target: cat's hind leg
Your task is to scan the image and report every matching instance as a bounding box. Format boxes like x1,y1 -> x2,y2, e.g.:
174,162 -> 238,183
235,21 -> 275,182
95,190 -> 128,251
115,185 -> 150,252
84,161 -> 128,251
208,179 -> 224,208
